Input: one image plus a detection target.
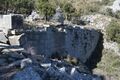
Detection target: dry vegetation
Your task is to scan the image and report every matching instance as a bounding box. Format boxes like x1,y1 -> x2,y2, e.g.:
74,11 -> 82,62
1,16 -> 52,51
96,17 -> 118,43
94,49 -> 120,80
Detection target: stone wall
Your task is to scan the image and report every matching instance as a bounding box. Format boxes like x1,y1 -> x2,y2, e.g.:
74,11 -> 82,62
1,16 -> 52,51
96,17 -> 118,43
20,26 -> 100,63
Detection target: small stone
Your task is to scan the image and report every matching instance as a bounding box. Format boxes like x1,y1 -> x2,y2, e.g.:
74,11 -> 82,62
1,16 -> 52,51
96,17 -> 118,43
20,58 -> 32,69
41,63 -> 51,68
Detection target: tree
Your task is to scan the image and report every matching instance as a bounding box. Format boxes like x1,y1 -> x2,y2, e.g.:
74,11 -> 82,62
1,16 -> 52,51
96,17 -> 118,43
63,3 -> 75,20
0,0 -> 34,14
35,0 -> 55,21
0,0 -> 12,14
13,0 -> 34,14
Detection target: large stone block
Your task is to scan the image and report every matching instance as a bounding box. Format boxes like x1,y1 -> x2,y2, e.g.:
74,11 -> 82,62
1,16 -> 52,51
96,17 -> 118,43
0,14 -> 23,34
20,26 -> 100,63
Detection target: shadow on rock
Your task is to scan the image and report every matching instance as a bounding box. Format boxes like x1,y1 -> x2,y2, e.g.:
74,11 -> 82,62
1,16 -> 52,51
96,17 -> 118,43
85,32 -> 103,71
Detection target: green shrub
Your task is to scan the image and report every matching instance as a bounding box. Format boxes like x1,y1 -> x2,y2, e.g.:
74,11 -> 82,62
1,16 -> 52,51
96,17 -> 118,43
63,3 -> 75,20
106,20 -> 120,43
115,11 -> 120,19
105,8 -> 114,16
101,0 -> 110,5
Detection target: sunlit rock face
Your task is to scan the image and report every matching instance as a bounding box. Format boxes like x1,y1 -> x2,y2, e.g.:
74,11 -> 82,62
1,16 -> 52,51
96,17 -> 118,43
108,0 -> 120,12
20,26 -> 99,63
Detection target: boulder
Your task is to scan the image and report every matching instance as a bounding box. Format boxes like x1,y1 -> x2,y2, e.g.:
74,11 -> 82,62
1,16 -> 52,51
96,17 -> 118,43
52,6 -> 65,25
20,26 -> 99,63
25,11 -> 41,22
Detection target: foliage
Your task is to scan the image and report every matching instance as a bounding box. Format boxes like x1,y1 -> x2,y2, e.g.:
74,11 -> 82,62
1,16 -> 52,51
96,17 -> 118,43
63,3 -> 75,20
115,11 -> 120,19
106,20 -> 120,43
0,0 -> 34,14
75,1 -> 100,16
35,0 -> 55,21
15,0 -> 34,14
101,0 -> 115,5
101,0 -> 110,5
104,8 -> 120,19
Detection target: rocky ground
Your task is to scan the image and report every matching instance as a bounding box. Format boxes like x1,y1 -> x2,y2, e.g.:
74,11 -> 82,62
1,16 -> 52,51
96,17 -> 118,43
0,44 -> 101,80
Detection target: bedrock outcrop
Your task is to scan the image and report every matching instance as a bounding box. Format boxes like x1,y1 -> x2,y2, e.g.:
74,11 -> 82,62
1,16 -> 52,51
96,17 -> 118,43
20,25 -> 100,63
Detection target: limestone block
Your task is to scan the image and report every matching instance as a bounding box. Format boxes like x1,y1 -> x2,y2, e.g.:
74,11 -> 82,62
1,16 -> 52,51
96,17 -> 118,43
9,34 -> 23,46
0,14 -> 23,34
0,32 -> 8,43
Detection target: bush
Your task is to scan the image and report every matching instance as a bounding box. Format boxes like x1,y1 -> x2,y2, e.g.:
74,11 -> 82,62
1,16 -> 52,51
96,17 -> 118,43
77,2 -> 100,16
115,11 -> 120,19
63,3 -> 75,20
106,20 -> 120,43
105,8 -> 114,16
101,0 -> 110,5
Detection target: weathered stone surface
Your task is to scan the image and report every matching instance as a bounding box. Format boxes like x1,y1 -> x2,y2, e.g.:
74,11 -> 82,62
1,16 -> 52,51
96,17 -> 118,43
0,32 -> 8,43
0,14 -> 23,34
20,58 -> 32,69
0,58 -> 7,66
20,26 -> 99,63
52,7 -> 65,24
25,11 -> 41,22
2,51 -> 24,59
12,67 -> 42,80
0,43 -> 9,49
107,0 -> 120,12
9,34 -> 23,46
71,68 -> 101,80
103,41 -> 120,56
41,63 -> 101,80
0,49 -> 101,80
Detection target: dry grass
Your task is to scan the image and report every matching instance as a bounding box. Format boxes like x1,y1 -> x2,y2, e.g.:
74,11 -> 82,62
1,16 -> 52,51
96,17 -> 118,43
94,49 -> 120,80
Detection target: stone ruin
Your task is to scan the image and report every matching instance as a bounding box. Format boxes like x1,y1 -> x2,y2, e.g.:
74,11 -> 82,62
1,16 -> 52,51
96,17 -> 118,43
25,11 -> 41,22
0,14 -> 102,80
0,14 -> 23,34
52,6 -> 65,25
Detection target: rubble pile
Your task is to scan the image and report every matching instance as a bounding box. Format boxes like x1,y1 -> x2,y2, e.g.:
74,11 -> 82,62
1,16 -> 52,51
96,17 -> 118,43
0,48 -> 101,80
